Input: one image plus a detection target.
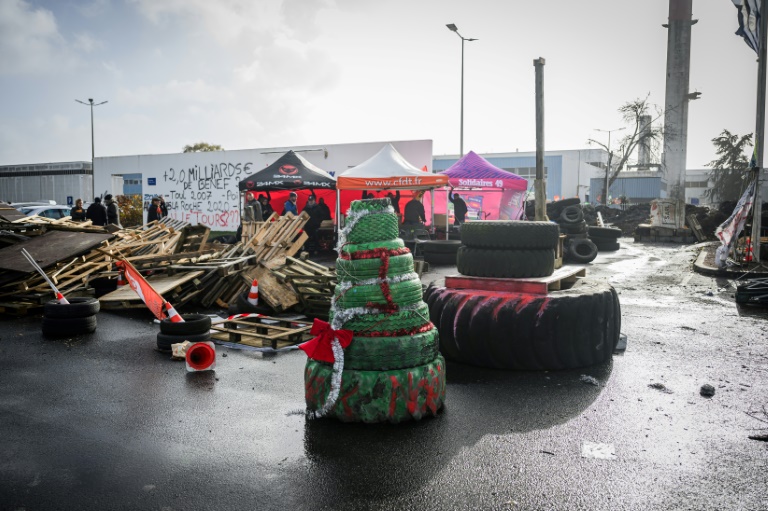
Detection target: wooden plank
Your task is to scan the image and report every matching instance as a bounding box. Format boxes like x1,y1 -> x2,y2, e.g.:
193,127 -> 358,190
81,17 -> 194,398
686,214 -> 706,242
243,260 -> 300,312
98,271 -> 205,302
0,230 -> 116,272
445,265 -> 588,294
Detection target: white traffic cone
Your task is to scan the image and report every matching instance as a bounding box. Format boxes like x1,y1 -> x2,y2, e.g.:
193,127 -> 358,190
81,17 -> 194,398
56,292 -> 70,305
247,279 -> 259,306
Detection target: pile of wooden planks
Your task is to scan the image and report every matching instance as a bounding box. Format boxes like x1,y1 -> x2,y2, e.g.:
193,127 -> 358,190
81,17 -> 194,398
273,257 -> 336,319
0,211 -> 312,316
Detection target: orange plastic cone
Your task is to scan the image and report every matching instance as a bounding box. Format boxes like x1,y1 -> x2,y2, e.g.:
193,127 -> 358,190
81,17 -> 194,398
186,341 -> 216,372
164,302 -> 184,323
247,279 -> 259,306
745,237 -> 754,262
117,270 -> 128,287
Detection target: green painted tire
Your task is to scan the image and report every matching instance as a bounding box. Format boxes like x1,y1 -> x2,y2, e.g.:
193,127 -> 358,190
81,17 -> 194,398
344,328 -> 439,370
335,254 -> 414,282
338,239 -> 405,255
345,213 -> 400,244
304,355 -> 446,423
334,278 -> 424,308
330,303 -> 431,332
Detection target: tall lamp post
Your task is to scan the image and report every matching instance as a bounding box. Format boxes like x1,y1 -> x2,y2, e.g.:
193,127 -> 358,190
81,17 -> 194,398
446,23 -> 477,157
595,127 -> 625,205
76,98 -> 108,199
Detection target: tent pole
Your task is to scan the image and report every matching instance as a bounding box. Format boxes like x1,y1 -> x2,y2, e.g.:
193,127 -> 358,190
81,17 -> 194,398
430,189 -> 435,235
446,188 -> 450,240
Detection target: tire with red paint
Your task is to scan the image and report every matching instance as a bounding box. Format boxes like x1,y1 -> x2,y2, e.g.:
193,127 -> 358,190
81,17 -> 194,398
304,355 -> 446,423
429,280 -> 621,370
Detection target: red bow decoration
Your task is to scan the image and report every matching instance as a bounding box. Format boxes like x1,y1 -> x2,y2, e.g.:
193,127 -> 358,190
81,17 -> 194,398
299,319 -> 353,363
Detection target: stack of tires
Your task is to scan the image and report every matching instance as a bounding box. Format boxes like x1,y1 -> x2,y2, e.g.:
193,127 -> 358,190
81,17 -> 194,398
305,198 -> 446,423
587,226 -> 622,252
157,314 -> 212,352
457,221 -> 559,278
420,240 -> 462,265
42,297 -> 100,337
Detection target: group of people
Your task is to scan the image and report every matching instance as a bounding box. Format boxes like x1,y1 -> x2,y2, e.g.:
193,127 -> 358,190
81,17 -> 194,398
363,187 -> 467,226
69,194 -> 122,227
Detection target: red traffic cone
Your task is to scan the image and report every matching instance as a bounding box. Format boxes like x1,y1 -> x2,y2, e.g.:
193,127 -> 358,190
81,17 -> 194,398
186,341 -> 216,372
56,292 -> 70,305
247,279 -> 259,306
164,302 -> 184,323
117,270 -> 128,287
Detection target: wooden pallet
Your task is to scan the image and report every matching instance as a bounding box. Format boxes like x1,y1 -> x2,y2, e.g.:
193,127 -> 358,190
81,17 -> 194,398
173,225 -> 210,254
273,256 -> 336,319
444,264 -> 587,295
210,314 -> 313,349
98,271 -> 205,309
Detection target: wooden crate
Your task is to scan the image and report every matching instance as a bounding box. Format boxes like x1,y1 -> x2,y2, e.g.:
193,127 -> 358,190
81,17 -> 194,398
210,315 -> 313,349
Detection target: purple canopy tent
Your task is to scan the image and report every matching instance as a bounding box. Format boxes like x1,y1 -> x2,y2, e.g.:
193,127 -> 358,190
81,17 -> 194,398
432,151 -> 528,236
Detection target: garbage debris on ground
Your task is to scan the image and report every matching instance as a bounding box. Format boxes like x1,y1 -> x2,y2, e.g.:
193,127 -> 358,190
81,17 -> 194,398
648,382 -> 673,394
615,332 -> 628,352
700,384 -> 716,397
579,374 -> 600,386
581,442 -> 616,460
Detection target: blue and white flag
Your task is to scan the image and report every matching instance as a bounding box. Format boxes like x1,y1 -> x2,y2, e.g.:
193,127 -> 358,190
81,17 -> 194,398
733,0 -> 761,53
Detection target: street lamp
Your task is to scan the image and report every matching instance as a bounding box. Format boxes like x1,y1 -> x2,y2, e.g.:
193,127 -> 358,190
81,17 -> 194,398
76,98 -> 107,199
446,23 -> 477,157
595,127 -> 626,205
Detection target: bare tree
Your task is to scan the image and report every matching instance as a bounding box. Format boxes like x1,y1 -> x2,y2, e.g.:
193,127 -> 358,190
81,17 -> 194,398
588,95 -> 664,204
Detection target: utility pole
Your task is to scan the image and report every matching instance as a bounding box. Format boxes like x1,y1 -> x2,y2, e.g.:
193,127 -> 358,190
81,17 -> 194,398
76,98 -> 108,199
446,24 -> 477,157
751,6 -> 768,262
533,57 -> 547,221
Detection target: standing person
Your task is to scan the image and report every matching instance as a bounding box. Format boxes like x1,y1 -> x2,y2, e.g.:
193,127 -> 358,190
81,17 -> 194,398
70,198 -> 86,222
362,190 -> 374,200
86,197 -> 107,226
282,191 -> 298,216
147,196 -> 164,223
104,194 -> 121,227
158,196 -> 168,218
260,193 -> 274,219
243,192 -> 263,222
403,193 -> 426,225
449,188 -> 468,225
386,191 -> 401,220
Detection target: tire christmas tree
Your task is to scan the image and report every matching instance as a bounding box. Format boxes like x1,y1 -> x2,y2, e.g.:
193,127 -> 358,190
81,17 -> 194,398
302,198 -> 446,423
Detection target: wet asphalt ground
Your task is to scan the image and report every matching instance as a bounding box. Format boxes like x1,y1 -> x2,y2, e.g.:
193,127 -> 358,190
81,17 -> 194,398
1,239 -> 767,511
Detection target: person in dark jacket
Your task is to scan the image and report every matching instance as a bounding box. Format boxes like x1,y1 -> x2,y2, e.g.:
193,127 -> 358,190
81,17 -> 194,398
259,194 -> 274,219
147,197 -> 164,224
86,197 -> 108,226
449,188 -> 468,224
386,191 -> 401,220
403,194 -> 426,225
70,198 -> 86,222
104,194 -> 121,227
243,192 -> 263,222
159,196 -> 168,218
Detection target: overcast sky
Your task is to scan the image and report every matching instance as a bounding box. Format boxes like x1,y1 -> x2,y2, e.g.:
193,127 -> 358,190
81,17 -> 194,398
0,0 -> 760,169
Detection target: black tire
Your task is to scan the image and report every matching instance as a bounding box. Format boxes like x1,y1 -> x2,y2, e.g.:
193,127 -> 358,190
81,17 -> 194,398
424,251 -> 457,265
42,315 -> 97,337
559,220 -> 587,234
344,329 -> 439,370
159,313 -> 211,335
559,205 -> 584,224
565,233 -> 588,240
420,240 -> 462,254
546,198 -> 580,219
460,221 -> 559,250
587,226 -> 622,239
157,331 -> 211,350
567,238 -> 598,263
43,297 -> 100,319
457,246 -> 555,278
594,240 -> 621,252
429,280 -> 620,370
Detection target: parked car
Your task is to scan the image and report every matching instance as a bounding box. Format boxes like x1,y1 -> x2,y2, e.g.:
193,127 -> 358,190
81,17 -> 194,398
20,205 -> 71,219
